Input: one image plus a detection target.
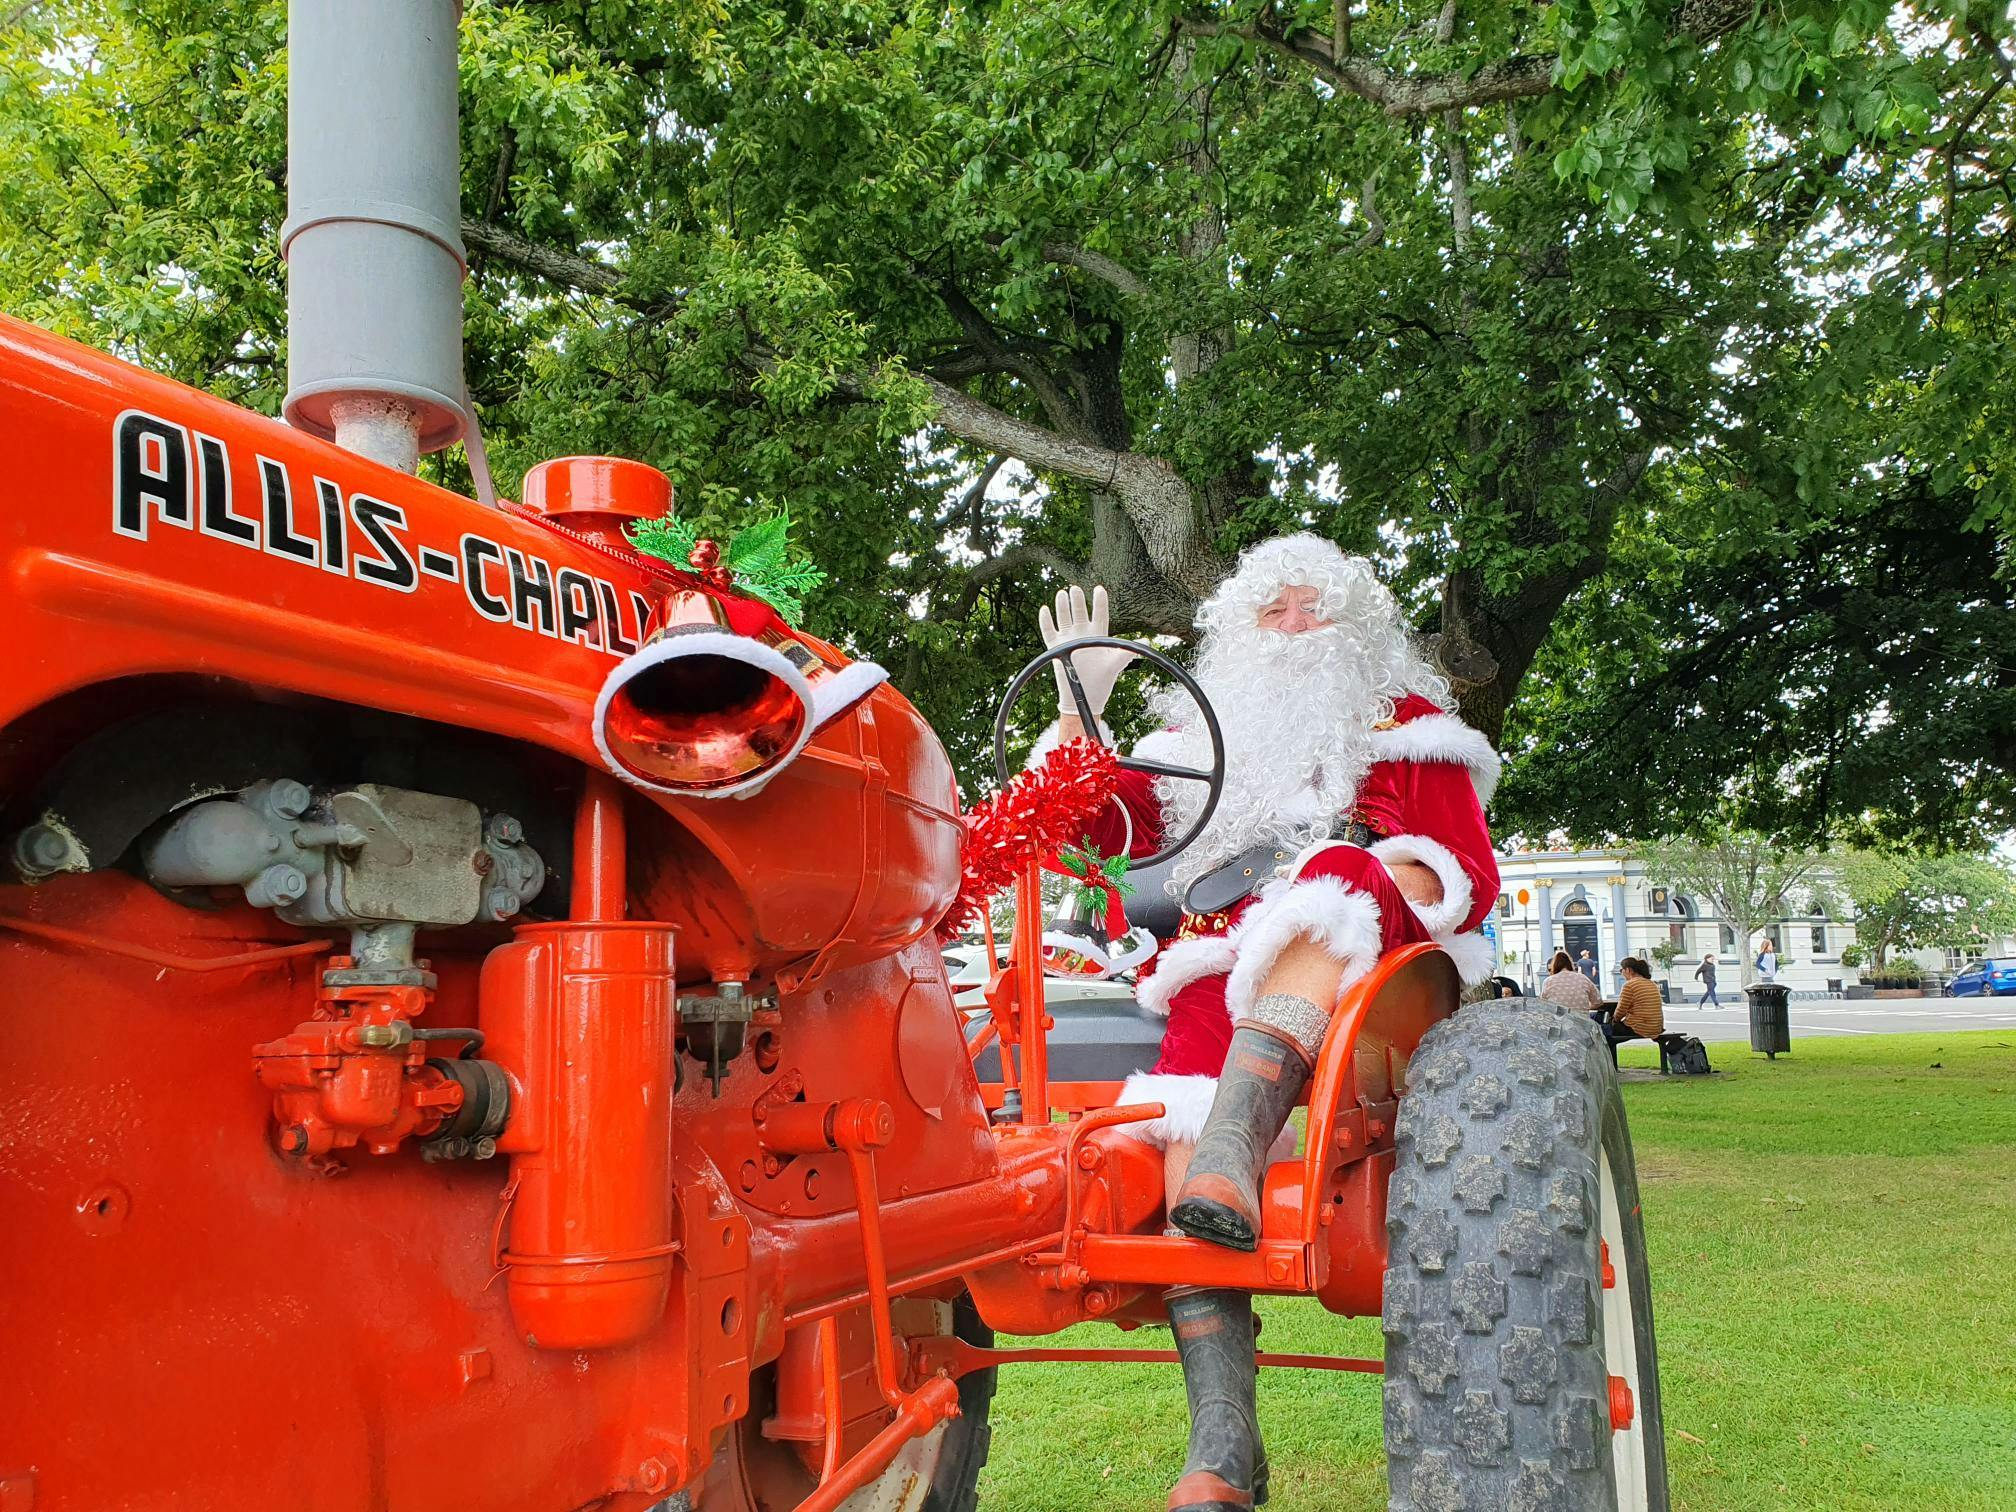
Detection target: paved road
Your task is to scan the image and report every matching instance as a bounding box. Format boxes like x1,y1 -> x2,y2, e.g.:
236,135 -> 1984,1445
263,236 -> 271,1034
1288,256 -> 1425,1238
1659,998 -> 2016,1042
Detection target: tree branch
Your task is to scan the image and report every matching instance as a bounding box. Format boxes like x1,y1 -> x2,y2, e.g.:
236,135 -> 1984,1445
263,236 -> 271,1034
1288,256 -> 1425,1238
1043,241 -> 1150,299
909,373 -> 1221,594
483,129 -> 518,224
461,217 -> 629,301
1354,172 -> 1386,249
916,373 -> 1131,483
933,277 -> 1086,436
931,453 -> 1009,543
949,541 -> 1085,617
1179,0 -> 1756,116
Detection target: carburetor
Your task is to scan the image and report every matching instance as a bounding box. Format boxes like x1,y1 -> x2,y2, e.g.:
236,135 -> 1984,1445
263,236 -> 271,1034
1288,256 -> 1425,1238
141,780 -> 541,1163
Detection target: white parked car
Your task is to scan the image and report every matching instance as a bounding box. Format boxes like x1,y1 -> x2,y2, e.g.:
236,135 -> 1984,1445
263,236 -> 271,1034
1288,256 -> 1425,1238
939,941 -> 1141,1013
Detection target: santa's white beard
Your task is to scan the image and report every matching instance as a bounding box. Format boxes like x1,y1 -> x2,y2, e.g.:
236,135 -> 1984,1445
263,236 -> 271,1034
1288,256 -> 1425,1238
1152,623 -> 1390,893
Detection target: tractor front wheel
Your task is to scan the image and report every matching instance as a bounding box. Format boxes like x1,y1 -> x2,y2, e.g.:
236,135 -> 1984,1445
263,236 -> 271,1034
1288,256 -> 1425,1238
661,1294 -> 996,1512
1383,1000 -> 1668,1510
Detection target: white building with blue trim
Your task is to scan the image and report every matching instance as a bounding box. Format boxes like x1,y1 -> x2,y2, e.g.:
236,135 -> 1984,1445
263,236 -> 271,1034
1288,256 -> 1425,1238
1489,848 -> 1860,998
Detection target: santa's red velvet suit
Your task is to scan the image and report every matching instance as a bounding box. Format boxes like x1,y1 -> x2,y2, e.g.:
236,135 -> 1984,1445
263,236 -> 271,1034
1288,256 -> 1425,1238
1083,693 -> 1501,1144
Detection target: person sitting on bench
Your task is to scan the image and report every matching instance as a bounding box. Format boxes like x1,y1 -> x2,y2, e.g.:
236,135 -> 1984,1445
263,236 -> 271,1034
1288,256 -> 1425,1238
1598,956 -> 1665,1051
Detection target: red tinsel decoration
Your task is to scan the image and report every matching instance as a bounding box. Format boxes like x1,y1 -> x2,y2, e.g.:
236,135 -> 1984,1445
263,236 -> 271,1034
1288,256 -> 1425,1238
937,739 -> 1122,940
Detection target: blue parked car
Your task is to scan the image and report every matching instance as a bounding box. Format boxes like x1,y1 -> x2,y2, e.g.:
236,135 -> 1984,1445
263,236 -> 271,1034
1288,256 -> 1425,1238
1946,959 -> 2016,996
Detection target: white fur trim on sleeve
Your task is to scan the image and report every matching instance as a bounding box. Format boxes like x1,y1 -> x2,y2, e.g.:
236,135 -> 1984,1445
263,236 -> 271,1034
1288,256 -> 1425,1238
1026,718 -> 1114,769
1130,726 -> 1188,765
1223,876 -> 1383,1024
1135,933 -> 1239,1017
1369,712 -> 1502,805
1368,834 -> 1472,935
1114,1072 -> 1220,1146
1435,931 -> 1497,985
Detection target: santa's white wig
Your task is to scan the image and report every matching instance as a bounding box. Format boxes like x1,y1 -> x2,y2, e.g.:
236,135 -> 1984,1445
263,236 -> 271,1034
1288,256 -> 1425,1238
1146,534 -> 1450,891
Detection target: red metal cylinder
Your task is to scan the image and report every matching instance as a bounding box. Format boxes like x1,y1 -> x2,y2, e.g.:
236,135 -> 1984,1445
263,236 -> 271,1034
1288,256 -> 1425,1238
481,920 -> 678,1349
571,769 -> 628,923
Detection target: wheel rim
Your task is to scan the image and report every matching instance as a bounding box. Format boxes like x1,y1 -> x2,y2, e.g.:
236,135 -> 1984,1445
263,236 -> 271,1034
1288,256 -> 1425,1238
712,1301 -> 956,1512
1599,1146 -> 1652,1511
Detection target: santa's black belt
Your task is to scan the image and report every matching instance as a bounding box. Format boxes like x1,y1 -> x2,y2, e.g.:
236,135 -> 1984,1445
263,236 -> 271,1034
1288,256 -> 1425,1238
1130,820 -> 1385,936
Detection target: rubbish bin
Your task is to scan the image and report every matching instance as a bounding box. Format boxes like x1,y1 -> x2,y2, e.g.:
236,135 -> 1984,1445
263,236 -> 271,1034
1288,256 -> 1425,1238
1745,982 -> 1791,1059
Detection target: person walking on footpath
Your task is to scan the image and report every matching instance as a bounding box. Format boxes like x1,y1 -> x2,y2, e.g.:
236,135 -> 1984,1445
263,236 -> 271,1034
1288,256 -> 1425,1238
1693,952 -> 1722,1008
1541,949 -> 1602,1011
1576,948 -> 1600,984
1595,956 -> 1665,1054
1756,938 -> 1779,982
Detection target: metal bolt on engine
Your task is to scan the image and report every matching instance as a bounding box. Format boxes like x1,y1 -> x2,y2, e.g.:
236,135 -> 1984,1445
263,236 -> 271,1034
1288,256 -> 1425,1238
12,821 -> 84,881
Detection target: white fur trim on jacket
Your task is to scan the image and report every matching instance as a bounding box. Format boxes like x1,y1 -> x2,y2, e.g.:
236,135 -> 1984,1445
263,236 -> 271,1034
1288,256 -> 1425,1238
1369,712 -> 1502,805
1114,1072 -> 1220,1146
1368,834 -> 1473,935
1136,933 -> 1240,1018
1222,876 -> 1383,1024
1435,930 -> 1497,985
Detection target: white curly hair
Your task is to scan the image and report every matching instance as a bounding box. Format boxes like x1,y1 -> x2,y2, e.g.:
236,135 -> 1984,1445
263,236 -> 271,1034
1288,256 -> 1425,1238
1148,534 -> 1450,891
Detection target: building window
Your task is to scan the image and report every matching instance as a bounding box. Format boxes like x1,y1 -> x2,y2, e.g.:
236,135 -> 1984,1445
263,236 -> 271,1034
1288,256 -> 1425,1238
1672,894 -> 1695,919
1721,924 -> 1735,949
1669,921 -> 1688,948
1810,924 -> 1827,956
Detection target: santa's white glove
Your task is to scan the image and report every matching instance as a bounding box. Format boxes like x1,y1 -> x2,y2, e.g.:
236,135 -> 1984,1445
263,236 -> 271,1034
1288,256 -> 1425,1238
1037,585 -> 1136,732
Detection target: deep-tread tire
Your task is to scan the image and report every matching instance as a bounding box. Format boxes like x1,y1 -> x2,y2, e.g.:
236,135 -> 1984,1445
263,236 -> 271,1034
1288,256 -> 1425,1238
1383,1000 -> 1668,1511
653,1296 -> 995,1512
921,1295 -> 998,1512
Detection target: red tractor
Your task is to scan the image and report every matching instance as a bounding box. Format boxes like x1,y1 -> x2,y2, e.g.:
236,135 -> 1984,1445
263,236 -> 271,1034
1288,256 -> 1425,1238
0,6 -> 1666,1507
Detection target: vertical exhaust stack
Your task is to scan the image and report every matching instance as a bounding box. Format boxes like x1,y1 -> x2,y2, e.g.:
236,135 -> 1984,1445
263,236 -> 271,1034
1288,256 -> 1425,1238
282,0 -> 471,472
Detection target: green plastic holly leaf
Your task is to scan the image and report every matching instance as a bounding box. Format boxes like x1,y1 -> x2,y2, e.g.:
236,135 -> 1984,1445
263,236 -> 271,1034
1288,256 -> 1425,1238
627,507 -> 827,623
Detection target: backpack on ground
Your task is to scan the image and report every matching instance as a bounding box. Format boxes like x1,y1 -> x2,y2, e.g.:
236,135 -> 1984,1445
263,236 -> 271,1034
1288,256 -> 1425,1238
1664,1035 -> 1712,1075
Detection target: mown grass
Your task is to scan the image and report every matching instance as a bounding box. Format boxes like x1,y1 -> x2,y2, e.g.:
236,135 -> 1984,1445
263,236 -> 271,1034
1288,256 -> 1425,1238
975,1031 -> 2016,1510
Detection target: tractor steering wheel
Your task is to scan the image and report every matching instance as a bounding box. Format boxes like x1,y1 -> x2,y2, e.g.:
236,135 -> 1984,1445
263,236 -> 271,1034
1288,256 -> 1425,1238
991,637 -> 1225,870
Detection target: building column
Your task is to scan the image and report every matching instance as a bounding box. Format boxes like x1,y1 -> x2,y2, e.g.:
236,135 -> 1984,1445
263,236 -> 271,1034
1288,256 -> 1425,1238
1535,878 -> 1555,962
1609,875 -> 1630,985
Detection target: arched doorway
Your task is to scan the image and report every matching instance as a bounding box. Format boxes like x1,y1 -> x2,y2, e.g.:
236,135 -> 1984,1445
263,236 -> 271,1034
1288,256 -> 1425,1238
1560,897 -> 1599,973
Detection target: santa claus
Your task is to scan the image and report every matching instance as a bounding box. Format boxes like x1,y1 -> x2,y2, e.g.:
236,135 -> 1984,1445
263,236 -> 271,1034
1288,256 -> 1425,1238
1032,535 -> 1499,1512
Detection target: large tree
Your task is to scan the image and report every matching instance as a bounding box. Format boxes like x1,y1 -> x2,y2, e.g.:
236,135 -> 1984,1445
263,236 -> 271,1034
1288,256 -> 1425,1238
0,0 -> 1990,799
1838,850 -> 2016,970
1635,827 -> 1835,986
1494,3 -> 2016,846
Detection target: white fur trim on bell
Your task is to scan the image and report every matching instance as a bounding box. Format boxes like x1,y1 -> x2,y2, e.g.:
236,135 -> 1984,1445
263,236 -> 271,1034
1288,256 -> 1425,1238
808,661 -> 889,732
1223,876 -> 1383,1023
1435,930 -> 1497,985
1369,712 -> 1502,804
1136,933 -> 1240,1017
1368,834 -> 1472,935
1114,1072 -> 1221,1146
594,630 -> 815,800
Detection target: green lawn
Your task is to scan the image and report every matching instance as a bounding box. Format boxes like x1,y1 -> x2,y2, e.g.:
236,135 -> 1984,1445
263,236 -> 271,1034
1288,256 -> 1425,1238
975,1031 -> 2016,1510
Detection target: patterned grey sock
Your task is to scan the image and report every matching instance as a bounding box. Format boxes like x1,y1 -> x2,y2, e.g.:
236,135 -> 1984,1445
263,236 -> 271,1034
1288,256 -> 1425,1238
1246,991 -> 1329,1060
